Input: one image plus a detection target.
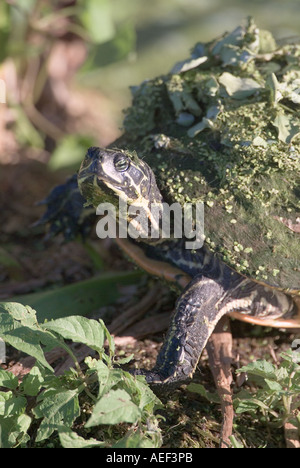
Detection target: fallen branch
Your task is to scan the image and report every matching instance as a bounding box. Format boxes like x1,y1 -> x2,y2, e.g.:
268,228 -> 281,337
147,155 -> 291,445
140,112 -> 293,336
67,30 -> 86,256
206,316 -> 234,448
108,284 -> 162,336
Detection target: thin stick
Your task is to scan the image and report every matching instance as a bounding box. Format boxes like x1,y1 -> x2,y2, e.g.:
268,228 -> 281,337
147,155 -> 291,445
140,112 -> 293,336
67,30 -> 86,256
206,316 -> 234,448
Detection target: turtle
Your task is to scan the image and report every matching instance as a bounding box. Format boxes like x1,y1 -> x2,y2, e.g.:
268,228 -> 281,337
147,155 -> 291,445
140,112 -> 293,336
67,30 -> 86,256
38,19 -> 300,387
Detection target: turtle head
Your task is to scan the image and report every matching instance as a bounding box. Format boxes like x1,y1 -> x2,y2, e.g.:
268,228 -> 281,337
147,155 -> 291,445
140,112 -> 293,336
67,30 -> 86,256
78,146 -> 163,210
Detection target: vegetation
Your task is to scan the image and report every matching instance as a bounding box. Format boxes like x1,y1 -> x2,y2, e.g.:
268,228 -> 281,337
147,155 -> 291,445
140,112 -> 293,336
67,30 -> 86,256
0,302 -> 162,448
235,351 -> 300,434
1,302 -> 300,448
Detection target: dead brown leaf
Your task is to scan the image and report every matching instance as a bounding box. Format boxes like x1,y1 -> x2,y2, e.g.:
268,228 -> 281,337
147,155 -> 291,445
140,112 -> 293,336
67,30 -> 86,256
274,216 -> 300,233
284,422 -> 300,448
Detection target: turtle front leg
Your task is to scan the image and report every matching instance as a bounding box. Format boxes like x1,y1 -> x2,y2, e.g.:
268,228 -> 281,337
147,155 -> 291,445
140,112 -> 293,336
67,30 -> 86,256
135,274 -> 228,385
35,174 -> 96,240
135,270 -> 296,386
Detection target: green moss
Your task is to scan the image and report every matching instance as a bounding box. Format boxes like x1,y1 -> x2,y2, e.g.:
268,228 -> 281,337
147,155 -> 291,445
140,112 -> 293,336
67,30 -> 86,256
120,18 -> 300,291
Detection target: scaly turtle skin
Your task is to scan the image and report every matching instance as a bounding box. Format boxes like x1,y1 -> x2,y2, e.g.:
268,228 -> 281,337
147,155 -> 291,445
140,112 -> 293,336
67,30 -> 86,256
39,20 -> 300,386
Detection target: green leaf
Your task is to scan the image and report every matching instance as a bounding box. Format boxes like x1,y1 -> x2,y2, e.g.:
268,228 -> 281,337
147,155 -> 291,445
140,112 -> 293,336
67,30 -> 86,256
115,354 -> 134,365
14,106 -> 44,149
266,73 -> 283,103
34,388 -> 80,426
123,374 -> 162,412
0,2 -> 10,61
15,0 -> 37,14
264,379 -> 283,392
100,318 -> 115,358
280,350 -> 300,364
58,426 -> 105,448
113,429 -> 160,448
275,366 -> 289,382
237,360 -> 277,380
0,304 -> 57,371
234,396 -> 270,414
35,416 -> 61,443
234,389 -> 279,417
22,365 -> 44,397
187,104 -> 221,137
171,56 -> 207,74
0,390 -> 27,423
252,136 -> 268,148
79,0 -> 115,44
86,21 -> 136,69
0,391 -> 14,416
11,271 -> 143,322
187,117 -> 213,137
219,72 -> 261,99
0,368 -> 18,390
2,395 -> 27,418
212,25 -> 245,55
85,389 -> 141,427
229,435 -> 244,448
0,413 -> 31,448
85,357 -> 123,398
187,382 -> 220,403
0,302 -> 37,327
42,316 -> 105,354
48,134 -> 95,171
272,112 -> 300,143
258,29 -> 277,53
0,1 -> 9,29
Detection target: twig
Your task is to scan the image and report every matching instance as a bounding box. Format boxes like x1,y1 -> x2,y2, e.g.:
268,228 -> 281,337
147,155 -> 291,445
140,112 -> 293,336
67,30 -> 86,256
108,284 -> 162,336
206,316 -> 234,448
119,311 -> 172,339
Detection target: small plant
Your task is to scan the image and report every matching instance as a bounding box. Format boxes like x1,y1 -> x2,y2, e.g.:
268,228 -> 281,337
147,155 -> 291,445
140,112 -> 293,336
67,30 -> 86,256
189,348 -> 300,447
234,350 -> 300,443
0,302 -> 162,448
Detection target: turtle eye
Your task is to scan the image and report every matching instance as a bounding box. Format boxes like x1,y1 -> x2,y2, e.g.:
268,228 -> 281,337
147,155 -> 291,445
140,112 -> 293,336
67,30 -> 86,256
114,154 -> 130,172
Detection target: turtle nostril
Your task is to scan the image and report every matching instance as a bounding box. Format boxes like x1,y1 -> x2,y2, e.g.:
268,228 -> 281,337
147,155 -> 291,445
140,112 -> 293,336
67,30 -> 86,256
87,147 -> 101,160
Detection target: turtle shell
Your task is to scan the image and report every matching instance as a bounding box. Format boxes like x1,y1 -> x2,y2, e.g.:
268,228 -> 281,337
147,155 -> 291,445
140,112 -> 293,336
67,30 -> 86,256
118,19 -> 300,292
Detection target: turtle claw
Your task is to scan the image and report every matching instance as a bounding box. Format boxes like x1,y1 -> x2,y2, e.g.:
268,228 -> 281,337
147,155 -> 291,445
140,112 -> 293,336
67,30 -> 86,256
35,174 -> 96,240
132,367 -> 190,389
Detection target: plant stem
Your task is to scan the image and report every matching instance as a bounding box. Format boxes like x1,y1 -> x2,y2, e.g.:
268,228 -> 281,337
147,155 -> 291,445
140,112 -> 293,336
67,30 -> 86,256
282,370 -> 296,422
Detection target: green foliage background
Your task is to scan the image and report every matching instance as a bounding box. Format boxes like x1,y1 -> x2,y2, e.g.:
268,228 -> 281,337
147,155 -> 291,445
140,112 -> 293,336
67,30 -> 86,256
1,0 -> 300,158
